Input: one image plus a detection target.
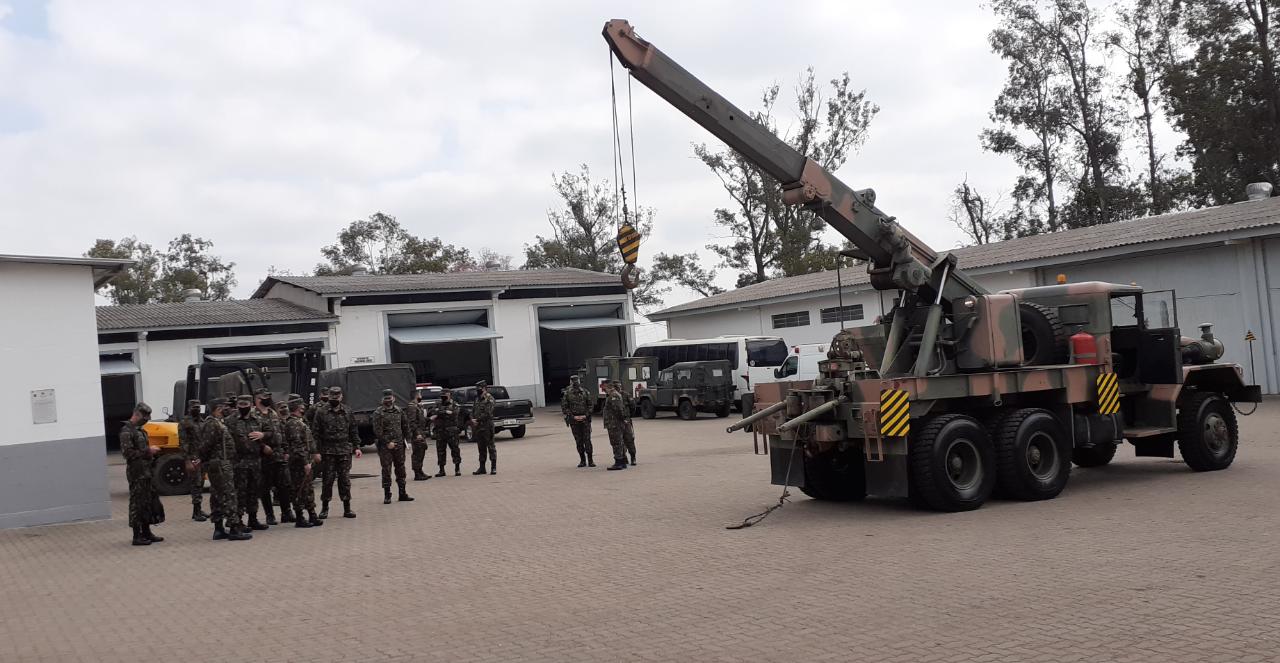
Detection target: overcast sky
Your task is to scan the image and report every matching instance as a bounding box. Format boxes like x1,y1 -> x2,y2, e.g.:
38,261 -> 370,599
0,0 -> 1029,312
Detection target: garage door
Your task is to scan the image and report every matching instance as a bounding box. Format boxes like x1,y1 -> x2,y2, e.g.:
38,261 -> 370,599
538,304 -> 635,402
388,310 -> 497,388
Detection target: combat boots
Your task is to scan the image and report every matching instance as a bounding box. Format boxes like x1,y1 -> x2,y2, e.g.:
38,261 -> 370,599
131,525 -> 151,546
212,519 -> 229,541
454,462 -> 461,476
192,504 -> 209,522
319,502 -> 329,519
308,510 -> 324,527
630,454 -> 637,466
577,452 -> 587,468
228,521 -> 253,541
587,453 -> 596,468
281,505 -> 295,523
435,465 -> 446,478
489,461 -> 496,475
607,460 -> 628,471
263,500 -> 277,526
342,500 -> 356,518
415,470 -> 430,481
143,524 -> 164,542
383,488 -> 393,505
472,463 -> 487,475
398,488 -> 414,502
248,516 -> 269,531
295,514 -> 313,528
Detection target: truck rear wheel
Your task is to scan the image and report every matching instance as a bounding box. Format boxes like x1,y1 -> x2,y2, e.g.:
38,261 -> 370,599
152,453 -> 190,497
715,401 -> 731,418
908,414 -> 995,512
799,449 -> 866,502
1176,392 -> 1237,471
991,408 -> 1070,501
640,399 -> 657,419
509,425 -> 527,439
1072,443 -> 1116,467
677,400 -> 697,421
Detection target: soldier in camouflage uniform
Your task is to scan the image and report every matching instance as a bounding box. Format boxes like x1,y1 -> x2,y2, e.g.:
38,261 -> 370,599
120,403 -> 164,546
431,391 -> 465,476
178,399 -> 210,521
471,381 -> 497,475
227,394 -> 271,531
254,389 -> 294,525
406,390 -> 432,481
561,375 -> 595,468
315,386 -> 362,519
612,380 -> 637,465
305,391 -> 329,433
199,399 -> 251,541
283,395 -> 323,528
372,389 -> 415,504
602,382 -> 629,471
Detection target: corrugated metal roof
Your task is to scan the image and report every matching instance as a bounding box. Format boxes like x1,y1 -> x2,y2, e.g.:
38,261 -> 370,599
97,299 -> 335,331
252,267 -> 621,298
650,196 -> 1280,319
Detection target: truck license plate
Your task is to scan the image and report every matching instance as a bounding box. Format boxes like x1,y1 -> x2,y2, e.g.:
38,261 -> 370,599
501,419 -> 518,426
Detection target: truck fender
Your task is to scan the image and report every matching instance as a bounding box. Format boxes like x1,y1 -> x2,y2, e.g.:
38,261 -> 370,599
1183,365 -> 1260,403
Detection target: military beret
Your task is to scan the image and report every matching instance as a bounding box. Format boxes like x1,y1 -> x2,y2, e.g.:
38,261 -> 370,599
134,402 -> 152,415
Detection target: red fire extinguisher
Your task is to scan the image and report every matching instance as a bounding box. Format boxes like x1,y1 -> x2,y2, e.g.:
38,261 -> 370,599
1070,331 -> 1098,365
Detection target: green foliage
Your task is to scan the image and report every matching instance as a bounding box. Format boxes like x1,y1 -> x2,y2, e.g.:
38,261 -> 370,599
87,235 -> 236,305
315,212 -> 474,275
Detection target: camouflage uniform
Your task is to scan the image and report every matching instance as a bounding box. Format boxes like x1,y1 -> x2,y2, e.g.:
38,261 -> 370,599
119,420 -> 157,529
561,383 -> 594,466
199,411 -> 241,534
472,390 -> 497,474
372,401 -> 411,499
432,399 -> 465,475
256,405 -> 293,523
283,412 -> 319,520
602,390 -> 629,469
404,400 -> 431,479
226,407 -> 268,526
314,401 -> 360,511
177,408 -> 207,514
615,382 -> 637,464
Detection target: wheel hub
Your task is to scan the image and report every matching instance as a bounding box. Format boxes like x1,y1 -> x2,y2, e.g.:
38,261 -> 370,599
1203,413 -> 1229,456
1024,431 -> 1059,481
944,438 -> 981,491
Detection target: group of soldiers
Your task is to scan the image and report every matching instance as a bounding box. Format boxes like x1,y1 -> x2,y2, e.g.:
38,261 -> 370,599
121,380 -> 500,546
560,375 -> 637,470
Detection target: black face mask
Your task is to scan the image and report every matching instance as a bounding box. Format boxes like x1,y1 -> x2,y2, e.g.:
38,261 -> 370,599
261,398 -> 273,407
138,417 -> 150,426
330,399 -> 340,408
237,406 -> 251,416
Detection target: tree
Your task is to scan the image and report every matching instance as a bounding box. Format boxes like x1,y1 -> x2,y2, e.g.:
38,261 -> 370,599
315,212 -> 474,275
87,235 -> 237,305
648,253 -> 725,298
87,237 -> 163,305
696,69 -> 878,286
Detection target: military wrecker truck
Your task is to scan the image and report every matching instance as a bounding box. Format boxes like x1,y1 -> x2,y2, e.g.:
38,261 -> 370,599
605,20 -> 1261,512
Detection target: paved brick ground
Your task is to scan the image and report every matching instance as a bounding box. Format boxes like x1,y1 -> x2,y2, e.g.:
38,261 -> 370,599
2,403 -> 1279,662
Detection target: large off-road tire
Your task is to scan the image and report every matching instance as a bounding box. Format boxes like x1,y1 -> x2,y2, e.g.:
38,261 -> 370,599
799,449 -> 867,502
715,401 -> 731,418
509,425 -> 527,439
1072,443 -> 1117,467
152,453 -> 190,497
677,400 -> 697,421
640,399 -> 657,420
991,408 -> 1071,501
908,414 -> 996,512
1176,392 -> 1238,471
1019,301 -> 1068,366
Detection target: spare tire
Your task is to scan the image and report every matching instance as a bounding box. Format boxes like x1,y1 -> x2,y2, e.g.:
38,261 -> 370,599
1019,301 -> 1068,365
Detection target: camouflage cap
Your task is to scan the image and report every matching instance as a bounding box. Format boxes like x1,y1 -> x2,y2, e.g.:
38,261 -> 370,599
319,390 -> 330,399
569,374 -> 581,382
475,380 -> 487,388
236,394 -> 253,405
254,387 -> 271,397
134,402 -> 152,415
210,397 -> 229,408
328,386 -> 343,395
381,388 -> 395,399
186,399 -> 201,408
286,393 -> 301,402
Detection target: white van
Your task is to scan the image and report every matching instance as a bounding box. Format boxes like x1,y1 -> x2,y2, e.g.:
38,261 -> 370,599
770,343 -> 828,382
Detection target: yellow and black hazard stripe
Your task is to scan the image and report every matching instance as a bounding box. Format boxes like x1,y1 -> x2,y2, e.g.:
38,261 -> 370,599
879,389 -> 910,437
617,224 -> 641,265
1097,372 -> 1119,415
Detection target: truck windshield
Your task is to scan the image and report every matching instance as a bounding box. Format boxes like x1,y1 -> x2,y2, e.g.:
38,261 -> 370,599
746,339 -> 788,367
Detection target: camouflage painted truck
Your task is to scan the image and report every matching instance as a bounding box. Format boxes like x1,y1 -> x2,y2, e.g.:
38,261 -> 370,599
604,19 -> 1261,512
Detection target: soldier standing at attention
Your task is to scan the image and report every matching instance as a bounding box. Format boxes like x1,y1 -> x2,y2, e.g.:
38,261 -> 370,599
432,391 -> 465,477
120,403 -> 164,546
602,382 -> 629,471
406,390 -> 432,481
178,399 -> 210,521
305,391 -> 328,432
613,380 -> 638,466
471,381 -> 498,475
283,395 -> 323,528
561,375 -> 595,468
255,389 -> 293,525
199,399 -> 251,541
373,389 -> 415,505
315,386 -> 362,519
227,394 -> 271,531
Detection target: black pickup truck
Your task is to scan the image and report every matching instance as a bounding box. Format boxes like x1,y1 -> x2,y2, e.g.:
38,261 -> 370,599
450,385 -> 534,439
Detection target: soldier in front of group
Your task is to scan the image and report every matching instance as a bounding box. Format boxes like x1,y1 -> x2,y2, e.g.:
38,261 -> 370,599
178,399 -> 210,522
612,380 -> 638,466
314,386 -> 362,519
431,391 -> 465,477
602,382 -> 629,471
199,398 -> 251,541
372,389 -> 415,504
120,402 -> 164,546
254,389 -> 294,525
471,381 -> 497,475
561,374 -> 595,468
227,394 -> 271,531
405,390 -> 432,481
283,394 -> 324,528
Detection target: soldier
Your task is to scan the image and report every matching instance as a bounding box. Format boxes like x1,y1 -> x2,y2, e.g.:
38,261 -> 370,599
255,388 -> 293,525
315,386 -> 362,519
613,380 -> 637,465
602,382 -> 629,471
283,394 -> 323,528
561,374 -> 595,468
372,389 -> 415,504
120,403 -> 164,546
199,399 -> 251,541
406,390 -> 432,481
431,391 -> 465,477
227,394 -> 271,531
305,391 -> 329,432
178,399 -> 210,521
471,380 -> 497,475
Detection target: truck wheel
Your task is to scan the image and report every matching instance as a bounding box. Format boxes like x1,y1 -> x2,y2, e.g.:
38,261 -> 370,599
1176,392 -> 1237,471
1072,443 -> 1116,467
152,454 -> 189,497
1019,301 -> 1067,366
640,399 -> 657,419
510,425 -> 527,439
800,449 -> 866,502
677,400 -> 697,421
991,408 -> 1070,501
908,414 -> 995,512
715,401 -> 731,418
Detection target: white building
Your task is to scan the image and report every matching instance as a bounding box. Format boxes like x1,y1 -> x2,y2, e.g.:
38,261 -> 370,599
2,254 -> 130,529
649,195 -> 1280,394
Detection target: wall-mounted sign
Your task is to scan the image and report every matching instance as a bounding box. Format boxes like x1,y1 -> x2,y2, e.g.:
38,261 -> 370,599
31,389 -> 57,425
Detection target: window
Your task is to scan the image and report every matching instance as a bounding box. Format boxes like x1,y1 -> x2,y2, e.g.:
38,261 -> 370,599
1111,295 -> 1140,328
771,311 -> 810,329
820,304 -> 864,324
642,366 -> 652,379
746,339 -> 789,367
711,368 -> 724,377
596,366 -> 610,378
776,356 -> 798,378
627,367 -> 637,380
677,369 -> 692,380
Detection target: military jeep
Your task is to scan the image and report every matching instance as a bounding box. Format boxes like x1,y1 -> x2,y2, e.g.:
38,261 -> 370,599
637,360 -> 737,420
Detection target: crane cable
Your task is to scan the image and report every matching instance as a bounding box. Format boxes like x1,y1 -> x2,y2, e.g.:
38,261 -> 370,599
610,52 -> 641,289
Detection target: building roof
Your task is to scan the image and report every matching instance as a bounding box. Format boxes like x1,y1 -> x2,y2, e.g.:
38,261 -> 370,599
650,195 -> 1280,319
0,253 -> 133,287
97,298 -> 335,332
251,267 -> 622,298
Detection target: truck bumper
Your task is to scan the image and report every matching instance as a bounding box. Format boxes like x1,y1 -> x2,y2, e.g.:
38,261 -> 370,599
768,435 -> 910,499
495,416 -> 534,429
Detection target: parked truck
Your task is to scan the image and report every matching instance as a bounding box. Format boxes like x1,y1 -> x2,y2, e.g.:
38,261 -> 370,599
637,360 -> 737,420
605,19 -> 1260,512
581,355 -> 658,411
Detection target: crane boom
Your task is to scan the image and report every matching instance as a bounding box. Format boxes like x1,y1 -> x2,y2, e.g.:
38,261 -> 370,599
602,19 -> 986,300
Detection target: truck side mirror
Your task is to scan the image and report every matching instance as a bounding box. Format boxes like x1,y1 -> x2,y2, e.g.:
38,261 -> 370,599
773,368 -> 782,379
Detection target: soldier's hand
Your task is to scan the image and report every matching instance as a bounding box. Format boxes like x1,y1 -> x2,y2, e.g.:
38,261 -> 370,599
148,445 -> 160,456
283,453 -> 290,461
185,460 -> 195,473
312,453 -> 321,464
354,448 -> 363,459
249,431 -> 264,441
575,415 -> 586,422
388,442 -> 397,450
262,445 -> 273,456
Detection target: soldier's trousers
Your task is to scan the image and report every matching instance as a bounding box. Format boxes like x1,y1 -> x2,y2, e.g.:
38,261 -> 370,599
125,461 -> 155,528
185,454 -> 205,507
205,460 -> 237,524
569,419 -> 593,457
474,425 -> 496,467
623,420 -> 636,459
378,444 -> 408,490
259,460 -> 293,512
436,433 -> 461,466
234,461 -> 261,522
320,453 -> 352,503
606,426 -> 627,463
410,439 -> 430,474
288,457 -> 316,513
